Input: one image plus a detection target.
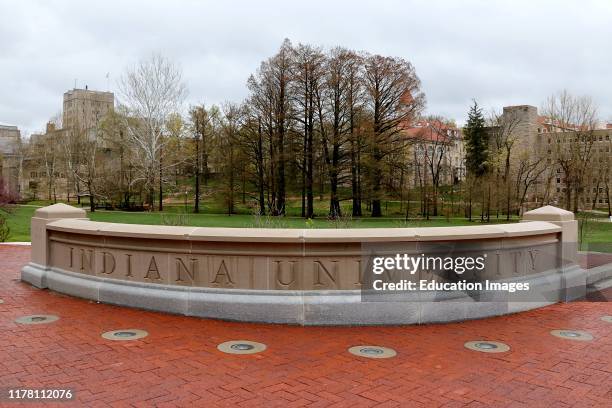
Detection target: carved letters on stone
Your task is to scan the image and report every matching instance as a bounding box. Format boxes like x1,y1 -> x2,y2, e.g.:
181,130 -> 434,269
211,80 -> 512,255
314,260 -> 338,288
100,252 -> 115,275
79,248 -> 93,273
126,254 -> 133,277
274,260 -> 296,287
58,241 -> 550,290
211,259 -> 234,286
175,258 -> 197,282
145,256 -> 161,280
528,249 -> 538,271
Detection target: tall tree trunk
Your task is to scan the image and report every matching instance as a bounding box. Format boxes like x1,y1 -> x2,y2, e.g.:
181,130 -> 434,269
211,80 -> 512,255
202,126 -> 208,186
480,183 -> 485,222
371,146 -> 383,217
89,182 -> 95,213
306,124 -> 314,218
301,148 -> 306,217
257,119 -> 265,215
467,179 -> 473,222
592,179 -> 600,210
573,181 -> 579,213
194,135 -> 200,213
350,137 -> 362,216
158,146 -> 163,212
606,182 -> 611,217
487,182 -> 491,222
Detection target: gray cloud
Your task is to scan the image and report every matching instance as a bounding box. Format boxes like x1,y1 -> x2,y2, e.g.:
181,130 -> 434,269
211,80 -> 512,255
1,0 -> 610,133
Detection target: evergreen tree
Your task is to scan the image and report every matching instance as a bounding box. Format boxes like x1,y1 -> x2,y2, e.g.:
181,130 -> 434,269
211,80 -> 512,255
464,100 -> 488,177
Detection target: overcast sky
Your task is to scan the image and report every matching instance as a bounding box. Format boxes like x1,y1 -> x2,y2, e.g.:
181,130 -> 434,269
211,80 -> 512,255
1,0 -> 610,135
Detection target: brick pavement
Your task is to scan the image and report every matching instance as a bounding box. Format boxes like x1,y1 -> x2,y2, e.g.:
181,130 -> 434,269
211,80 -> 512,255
0,246 -> 611,407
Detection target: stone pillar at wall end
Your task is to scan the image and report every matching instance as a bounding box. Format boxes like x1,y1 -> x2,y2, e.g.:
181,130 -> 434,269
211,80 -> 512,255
521,205 -> 582,301
29,203 -> 88,270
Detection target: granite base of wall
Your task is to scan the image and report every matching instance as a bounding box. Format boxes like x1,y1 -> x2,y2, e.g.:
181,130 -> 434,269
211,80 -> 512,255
21,262 -> 590,325
585,262 -> 612,285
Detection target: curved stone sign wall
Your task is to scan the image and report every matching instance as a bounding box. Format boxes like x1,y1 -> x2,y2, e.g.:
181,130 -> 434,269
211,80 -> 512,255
21,204 -> 584,325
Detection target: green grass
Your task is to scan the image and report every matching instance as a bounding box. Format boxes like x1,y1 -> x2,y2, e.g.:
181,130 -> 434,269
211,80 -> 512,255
580,219 -> 612,252
3,204 -> 611,254
88,211 -> 514,229
1,206 -> 37,242
1,204 -> 516,241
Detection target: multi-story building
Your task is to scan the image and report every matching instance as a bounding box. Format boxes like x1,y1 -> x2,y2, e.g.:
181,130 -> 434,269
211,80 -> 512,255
0,123 -> 21,197
21,88 -> 115,200
403,119 -> 465,186
62,87 -> 114,130
498,105 -> 611,210
0,124 -> 20,153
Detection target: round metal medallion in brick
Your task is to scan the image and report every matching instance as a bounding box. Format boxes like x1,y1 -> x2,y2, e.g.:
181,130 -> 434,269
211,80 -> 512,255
348,345 -> 397,359
601,316 -> 612,323
15,314 -> 59,325
464,340 -> 510,353
550,330 -> 593,341
102,329 -> 148,341
217,340 -> 267,355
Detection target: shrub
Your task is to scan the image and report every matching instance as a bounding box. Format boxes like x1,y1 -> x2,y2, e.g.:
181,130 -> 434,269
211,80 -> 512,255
0,214 -> 9,242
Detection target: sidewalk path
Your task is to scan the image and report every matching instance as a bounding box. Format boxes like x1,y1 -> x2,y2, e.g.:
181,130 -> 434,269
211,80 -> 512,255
0,246 -> 610,407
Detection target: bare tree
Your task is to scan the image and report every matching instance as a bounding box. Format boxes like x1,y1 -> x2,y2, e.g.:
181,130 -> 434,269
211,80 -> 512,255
97,110 -> 131,208
32,126 -> 60,202
118,53 -> 187,210
215,103 -> 243,215
542,90 -> 598,212
291,43 -> 325,218
409,117 -> 458,218
514,152 -> 547,215
316,47 -> 356,218
189,105 -> 209,213
489,109 -> 522,219
247,39 -> 294,216
362,54 -> 425,217
604,137 -> 612,216
344,52 -> 365,217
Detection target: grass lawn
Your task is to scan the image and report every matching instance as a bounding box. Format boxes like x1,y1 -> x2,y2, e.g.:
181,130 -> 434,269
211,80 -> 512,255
1,206 -> 36,242
2,204 -> 611,252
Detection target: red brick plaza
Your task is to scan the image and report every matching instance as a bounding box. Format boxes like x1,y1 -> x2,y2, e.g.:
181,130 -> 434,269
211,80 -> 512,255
1,245 -> 611,407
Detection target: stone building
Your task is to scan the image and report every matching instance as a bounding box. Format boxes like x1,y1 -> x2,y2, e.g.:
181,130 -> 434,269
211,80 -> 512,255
498,105 -> 611,210
62,87 -> 114,130
21,88 -> 115,200
0,123 -> 21,197
403,119 -> 465,186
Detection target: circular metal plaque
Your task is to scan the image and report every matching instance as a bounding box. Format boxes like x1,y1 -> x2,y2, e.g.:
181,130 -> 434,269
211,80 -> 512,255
464,340 -> 510,353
